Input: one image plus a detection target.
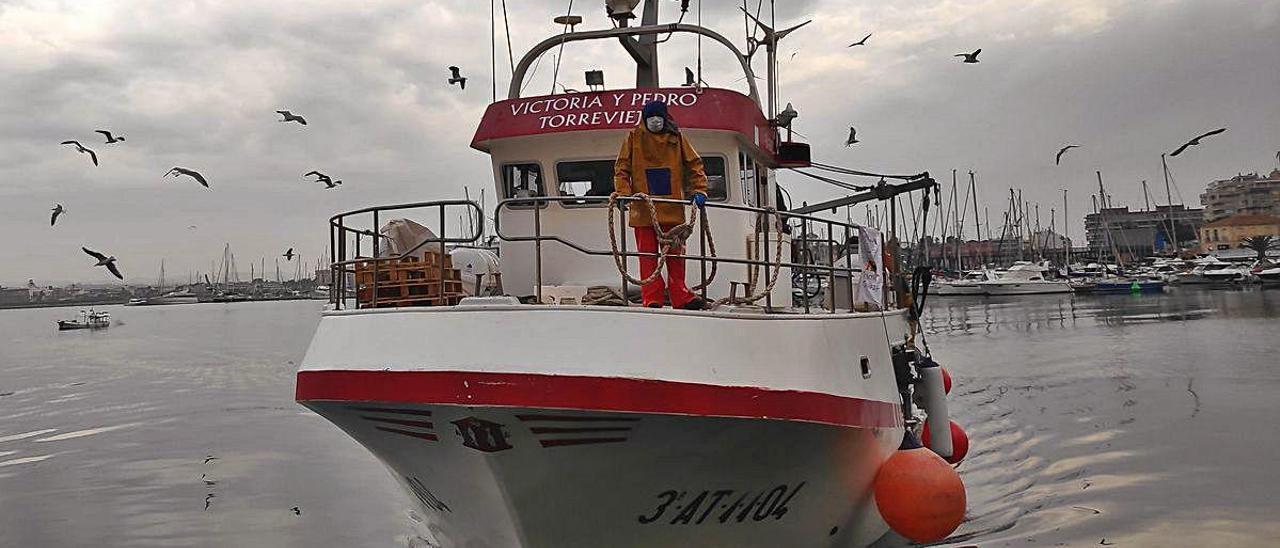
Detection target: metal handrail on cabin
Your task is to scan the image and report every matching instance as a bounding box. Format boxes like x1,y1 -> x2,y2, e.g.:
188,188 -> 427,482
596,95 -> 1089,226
494,195 -> 865,313
328,200 -> 482,309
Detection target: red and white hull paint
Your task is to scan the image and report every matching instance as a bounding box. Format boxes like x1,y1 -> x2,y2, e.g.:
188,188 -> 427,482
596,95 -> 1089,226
297,305 -> 909,547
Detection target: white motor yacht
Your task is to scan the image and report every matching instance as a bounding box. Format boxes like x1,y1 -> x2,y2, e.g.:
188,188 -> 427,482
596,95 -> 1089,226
978,261 -> 1073,295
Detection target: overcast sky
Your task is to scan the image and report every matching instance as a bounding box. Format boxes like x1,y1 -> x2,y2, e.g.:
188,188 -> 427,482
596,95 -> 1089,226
2,0 -> 1278,286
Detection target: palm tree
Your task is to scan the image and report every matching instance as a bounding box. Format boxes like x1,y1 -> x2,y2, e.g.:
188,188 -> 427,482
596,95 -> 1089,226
1240,235 -> 1277,263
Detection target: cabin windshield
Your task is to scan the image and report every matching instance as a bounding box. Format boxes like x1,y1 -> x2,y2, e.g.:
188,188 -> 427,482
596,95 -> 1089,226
544,155 -> 730,205
502,163 -> 545,198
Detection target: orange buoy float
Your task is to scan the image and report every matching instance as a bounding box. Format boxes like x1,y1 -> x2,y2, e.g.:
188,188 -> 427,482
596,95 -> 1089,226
874,432 -> 966,543
922,419 -> 970,464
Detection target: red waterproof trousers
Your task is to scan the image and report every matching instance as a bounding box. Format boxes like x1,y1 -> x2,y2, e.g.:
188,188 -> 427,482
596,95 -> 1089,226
634,225 -> 697,308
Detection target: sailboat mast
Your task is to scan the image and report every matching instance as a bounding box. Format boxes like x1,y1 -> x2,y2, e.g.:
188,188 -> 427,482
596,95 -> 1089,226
1161,153 -> 1178,253
969,171 -> 980,266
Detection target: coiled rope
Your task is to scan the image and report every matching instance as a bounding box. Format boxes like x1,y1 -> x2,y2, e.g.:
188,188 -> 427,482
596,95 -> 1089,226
606,192 -> 786,308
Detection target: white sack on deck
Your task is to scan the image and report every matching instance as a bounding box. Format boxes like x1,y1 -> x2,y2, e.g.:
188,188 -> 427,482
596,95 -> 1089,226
450,247 -> 501,295
378,219 -> 445,260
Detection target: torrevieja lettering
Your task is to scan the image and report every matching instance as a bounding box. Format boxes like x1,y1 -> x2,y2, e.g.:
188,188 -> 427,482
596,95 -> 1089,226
509,91 -> 701,130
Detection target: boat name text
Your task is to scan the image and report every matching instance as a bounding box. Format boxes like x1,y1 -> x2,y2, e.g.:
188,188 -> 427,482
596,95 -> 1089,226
508,92 -> 702,130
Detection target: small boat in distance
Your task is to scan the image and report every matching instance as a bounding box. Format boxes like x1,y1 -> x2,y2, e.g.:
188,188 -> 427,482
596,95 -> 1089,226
57,309 -> 111,331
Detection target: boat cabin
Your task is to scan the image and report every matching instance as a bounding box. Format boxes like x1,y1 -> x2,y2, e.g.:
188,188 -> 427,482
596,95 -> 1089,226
471,86 -> 792,303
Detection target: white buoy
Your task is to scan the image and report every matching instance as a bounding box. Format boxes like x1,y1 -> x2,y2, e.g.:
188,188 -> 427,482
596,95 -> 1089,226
918,360 -> 953,459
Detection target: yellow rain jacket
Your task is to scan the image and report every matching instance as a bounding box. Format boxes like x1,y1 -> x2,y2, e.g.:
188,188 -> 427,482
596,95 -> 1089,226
613,126 -> 708,228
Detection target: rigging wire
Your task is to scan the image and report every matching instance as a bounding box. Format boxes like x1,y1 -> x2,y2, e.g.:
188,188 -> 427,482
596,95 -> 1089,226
549,0 -> 574,94
784,168 -> 875,192
490,0 -> 497,102
501,0 -> 515,77
810,161 -> 923,181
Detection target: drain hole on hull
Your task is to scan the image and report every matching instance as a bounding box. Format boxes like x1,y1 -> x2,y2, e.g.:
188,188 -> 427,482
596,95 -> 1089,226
829,526 -> 839,536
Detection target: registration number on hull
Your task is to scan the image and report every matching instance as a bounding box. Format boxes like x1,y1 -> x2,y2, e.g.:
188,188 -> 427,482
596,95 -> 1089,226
637,482 -> 806,526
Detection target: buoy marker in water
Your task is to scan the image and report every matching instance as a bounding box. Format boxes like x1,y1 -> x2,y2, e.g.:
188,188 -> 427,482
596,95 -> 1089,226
874,432 -> 967,543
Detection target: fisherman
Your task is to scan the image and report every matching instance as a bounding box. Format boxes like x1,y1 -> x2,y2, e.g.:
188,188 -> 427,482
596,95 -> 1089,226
613,99 -> 709,310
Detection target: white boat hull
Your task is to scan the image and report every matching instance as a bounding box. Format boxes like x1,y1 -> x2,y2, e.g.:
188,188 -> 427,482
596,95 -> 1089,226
979,281 -> 1073,295
301,397 -> 899,547
297,305 -> 909,547
932,282 -> 984,296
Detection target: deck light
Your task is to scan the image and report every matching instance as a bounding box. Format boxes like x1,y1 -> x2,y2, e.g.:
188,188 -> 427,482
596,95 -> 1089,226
605,0 -> 640,23
585,70 -> 605,91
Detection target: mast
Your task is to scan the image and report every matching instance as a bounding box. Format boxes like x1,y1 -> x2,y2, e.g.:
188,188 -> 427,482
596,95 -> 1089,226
1161,153 -> 1178,253
1097,171 -> 1123,267
969,171 -> 980,267
1062,189 -> 1070,270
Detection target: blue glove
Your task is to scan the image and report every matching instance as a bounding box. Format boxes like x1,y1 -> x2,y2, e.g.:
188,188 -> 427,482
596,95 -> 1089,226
692,193 -> 707,208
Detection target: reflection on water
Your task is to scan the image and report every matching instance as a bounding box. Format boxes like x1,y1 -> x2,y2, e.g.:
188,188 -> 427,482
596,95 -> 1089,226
2,291 -> 1279,546
921,287 -> 1280,547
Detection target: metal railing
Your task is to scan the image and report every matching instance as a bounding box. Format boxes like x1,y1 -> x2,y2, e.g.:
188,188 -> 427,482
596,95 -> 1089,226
494,195 -> 867,313
328,200 -> 482,309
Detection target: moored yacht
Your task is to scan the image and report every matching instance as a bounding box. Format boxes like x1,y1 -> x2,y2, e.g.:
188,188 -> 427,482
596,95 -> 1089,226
295,3 -> 967,547
978,261 -> 1072,295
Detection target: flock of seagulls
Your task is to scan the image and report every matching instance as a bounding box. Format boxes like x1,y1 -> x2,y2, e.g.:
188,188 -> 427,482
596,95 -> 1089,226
1054,128 -> 1228,169
55,110 -> 335,281
831,31 -> 981,149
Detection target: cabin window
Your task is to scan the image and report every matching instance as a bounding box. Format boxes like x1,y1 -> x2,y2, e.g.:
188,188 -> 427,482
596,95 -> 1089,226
556,160 -> 614,205
700,156 -> 728,202
501,162 -> 545,199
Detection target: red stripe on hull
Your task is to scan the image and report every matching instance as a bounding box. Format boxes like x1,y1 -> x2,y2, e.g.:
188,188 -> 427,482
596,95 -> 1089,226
298,370 -> 902,429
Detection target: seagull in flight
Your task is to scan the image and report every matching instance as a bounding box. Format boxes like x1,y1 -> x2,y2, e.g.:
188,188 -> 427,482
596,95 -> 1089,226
955,49 -> 981,63
1170,128 -> 1227,157
848,33 -> 872,47
1055,145 -> 1080,165
845,127 -> 859,147
82,247 -> 124,280
276,110 -> 307,125
448,66 -> 467,90
95,130 -> 125,144
291,506 -> 301,516
323,179 -> 343,189
60,141 -> 98,166
304,170 -> 331,184
283,248 -> 295,261
166,167 -> 209,188
51,204 -> 65,226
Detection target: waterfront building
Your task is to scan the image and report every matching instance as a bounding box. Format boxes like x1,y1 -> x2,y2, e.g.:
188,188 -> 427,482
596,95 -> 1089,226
1199,214 -> 1280,253
1084,205 -> 1203,261
1200,170 -> 1280,223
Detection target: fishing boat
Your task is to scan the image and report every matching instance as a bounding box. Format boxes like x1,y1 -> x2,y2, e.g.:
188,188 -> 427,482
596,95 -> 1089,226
57,309 -> 110,330
978,261 -> 1072,295
296,3 -> 967,547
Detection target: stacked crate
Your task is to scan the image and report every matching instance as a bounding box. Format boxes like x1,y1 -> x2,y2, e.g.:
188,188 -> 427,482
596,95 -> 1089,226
354,253 -> 465,308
